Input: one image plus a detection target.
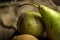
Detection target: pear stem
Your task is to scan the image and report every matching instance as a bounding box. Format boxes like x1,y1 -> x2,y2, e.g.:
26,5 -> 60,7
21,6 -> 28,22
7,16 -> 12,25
18,3 -> 38,8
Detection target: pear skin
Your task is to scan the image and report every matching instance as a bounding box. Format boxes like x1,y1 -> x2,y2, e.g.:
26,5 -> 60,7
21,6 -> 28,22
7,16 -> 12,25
17,12 -> 44,37
38,5 -> 60,40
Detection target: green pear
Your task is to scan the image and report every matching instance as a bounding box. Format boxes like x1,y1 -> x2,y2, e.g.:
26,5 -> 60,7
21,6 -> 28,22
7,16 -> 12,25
38,5 -> 60,40
17,11 -> 44,37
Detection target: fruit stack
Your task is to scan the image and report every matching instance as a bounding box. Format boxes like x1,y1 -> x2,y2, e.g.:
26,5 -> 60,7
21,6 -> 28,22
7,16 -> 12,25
12,5 -> 60,40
